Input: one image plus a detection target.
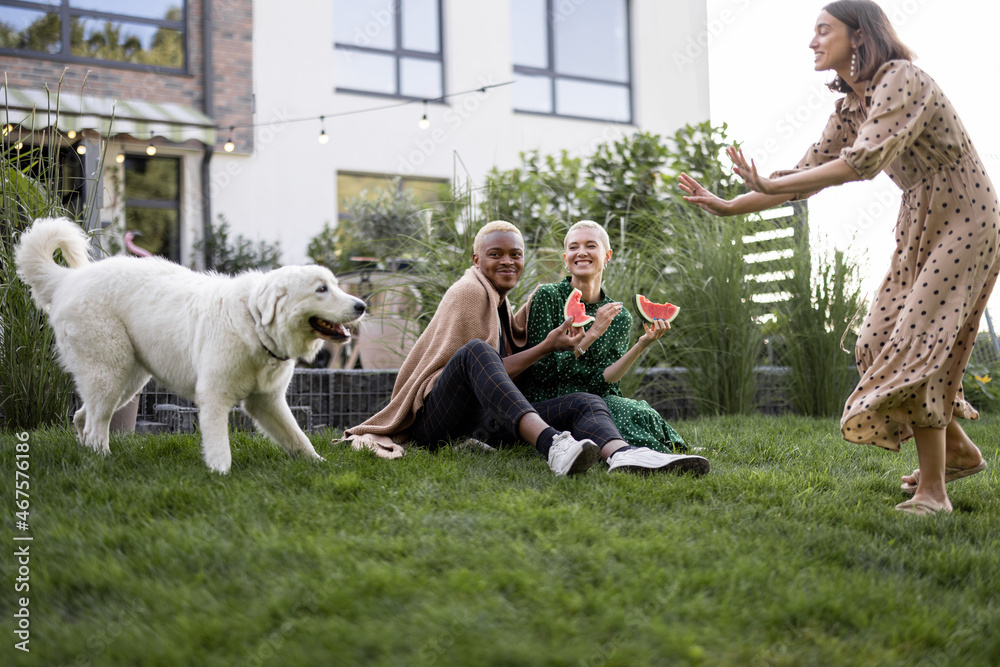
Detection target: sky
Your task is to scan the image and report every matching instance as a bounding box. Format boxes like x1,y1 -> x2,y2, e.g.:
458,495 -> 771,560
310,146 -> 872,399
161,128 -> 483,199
705,0 -> 1000,325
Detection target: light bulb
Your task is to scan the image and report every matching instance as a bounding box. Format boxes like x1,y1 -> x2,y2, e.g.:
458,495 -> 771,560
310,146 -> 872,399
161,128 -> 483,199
146,143 -> 157,156
14,141 -> 23,150
224,139 -> 235,152
115,152 -> 126,163
67,130 -> 77,139
418,114 -> 430,130
76,144 -> 87,155
318,130 -> 329,144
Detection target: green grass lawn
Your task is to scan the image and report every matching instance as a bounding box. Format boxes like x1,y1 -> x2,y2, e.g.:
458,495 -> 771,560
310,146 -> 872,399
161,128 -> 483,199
2,414 -> 999,666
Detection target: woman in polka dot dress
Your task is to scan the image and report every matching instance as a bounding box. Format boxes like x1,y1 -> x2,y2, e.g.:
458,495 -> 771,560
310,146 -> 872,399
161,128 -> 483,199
514,220 -> 690,456
679,0 -> 996,515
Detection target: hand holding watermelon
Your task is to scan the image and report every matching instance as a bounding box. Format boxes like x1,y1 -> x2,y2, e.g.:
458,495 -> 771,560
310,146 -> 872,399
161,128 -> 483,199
541,316 -> 585,352
633,295 -> 679,324
632,295 -> 678,346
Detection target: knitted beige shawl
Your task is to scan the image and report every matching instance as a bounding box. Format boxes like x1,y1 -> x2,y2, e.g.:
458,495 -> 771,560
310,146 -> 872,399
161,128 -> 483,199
344,266 -> 526,458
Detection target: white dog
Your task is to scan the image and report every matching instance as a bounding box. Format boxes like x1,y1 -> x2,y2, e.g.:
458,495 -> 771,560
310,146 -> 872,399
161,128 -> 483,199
15,218 -> 366,473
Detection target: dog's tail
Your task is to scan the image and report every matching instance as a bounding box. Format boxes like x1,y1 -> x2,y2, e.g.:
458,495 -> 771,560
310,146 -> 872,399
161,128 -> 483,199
15,217 -> 92,311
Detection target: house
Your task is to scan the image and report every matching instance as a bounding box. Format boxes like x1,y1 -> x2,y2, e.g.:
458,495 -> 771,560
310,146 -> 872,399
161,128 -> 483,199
1,0 -> 710,264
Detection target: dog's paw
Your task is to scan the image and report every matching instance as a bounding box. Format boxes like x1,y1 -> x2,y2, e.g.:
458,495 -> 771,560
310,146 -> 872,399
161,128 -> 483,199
203,450 -> 232,474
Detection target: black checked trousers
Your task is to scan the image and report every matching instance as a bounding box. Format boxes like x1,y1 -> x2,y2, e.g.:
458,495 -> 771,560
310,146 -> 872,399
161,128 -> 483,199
409,339 -> 623,449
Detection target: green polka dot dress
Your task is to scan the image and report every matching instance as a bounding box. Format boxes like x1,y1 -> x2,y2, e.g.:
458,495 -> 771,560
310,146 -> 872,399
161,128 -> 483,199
521,277 -> 687,452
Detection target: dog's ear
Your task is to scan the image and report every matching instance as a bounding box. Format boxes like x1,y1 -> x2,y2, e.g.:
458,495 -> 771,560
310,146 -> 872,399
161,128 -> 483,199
251,282 -> 288,327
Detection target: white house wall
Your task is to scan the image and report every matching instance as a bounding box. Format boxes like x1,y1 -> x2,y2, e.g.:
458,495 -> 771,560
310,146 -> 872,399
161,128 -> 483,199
213,0 -> 710,264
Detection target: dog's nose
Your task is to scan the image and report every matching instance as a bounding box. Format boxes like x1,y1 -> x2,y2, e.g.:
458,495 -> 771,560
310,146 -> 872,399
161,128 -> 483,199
354,300 -> 366,316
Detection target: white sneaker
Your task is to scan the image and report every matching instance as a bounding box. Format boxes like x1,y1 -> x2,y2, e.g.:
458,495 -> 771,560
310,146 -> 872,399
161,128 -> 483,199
547,431 -> 600,476
607,448 -> 710,476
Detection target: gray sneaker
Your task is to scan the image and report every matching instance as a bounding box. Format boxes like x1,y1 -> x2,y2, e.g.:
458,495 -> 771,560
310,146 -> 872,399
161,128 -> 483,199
547,431 -> 600,476
607,448 -> 710,476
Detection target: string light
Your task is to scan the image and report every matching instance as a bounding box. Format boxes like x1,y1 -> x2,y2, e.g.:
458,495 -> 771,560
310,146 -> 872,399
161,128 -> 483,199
115,145 -> 126,163
67,130 -> 77,139
217,81 -> 512,135
76,143 -> 87,155
223,126 -> 235,152
146,138 -> 157,156
418,101 -> 430,130
1,123 -> 11,136
318,116 -> 329,144
14,140 -> 23,150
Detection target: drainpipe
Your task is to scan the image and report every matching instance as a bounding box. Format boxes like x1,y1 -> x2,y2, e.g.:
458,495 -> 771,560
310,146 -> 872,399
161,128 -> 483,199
201,0 -> 215,270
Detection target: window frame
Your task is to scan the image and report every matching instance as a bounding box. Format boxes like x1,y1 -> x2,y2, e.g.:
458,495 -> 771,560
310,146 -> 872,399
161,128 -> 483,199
336,170 -> 449,220
512,0 -> 634,124
333,0 -> 445,101
0,0 -> 189,74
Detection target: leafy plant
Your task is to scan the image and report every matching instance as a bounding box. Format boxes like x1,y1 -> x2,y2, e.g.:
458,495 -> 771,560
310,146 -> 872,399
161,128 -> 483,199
775,243 -> 866,417
963,358 -> 1000,414
343,176 -> 427,261
1,118 -> 79,428
194,214 -> 281,274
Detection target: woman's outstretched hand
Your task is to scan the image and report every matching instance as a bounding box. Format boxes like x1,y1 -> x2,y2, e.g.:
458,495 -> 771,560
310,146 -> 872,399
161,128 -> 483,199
678,172 -> 732,217
637,319 -> 671,347
726,145 -> 777,195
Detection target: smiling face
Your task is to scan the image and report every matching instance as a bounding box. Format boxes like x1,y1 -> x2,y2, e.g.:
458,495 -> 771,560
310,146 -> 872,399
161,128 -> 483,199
810,10 -> 855,75
563,227 -> 611,280
473,231 -> 524,298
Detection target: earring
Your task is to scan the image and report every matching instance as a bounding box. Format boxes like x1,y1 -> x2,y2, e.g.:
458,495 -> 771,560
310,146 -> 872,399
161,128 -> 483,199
850,51 -> 857,79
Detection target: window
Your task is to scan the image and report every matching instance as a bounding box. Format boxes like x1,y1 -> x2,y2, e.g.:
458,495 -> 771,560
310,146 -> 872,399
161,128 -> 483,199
511,0 -> 632,123
337,172 -> 446,218
124,155 -> 181,262
334,0 -> 443,100
0,1 -> 186,70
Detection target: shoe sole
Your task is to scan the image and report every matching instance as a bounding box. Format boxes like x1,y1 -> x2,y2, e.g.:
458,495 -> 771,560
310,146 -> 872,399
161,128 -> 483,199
612,456 -> 711,476
566,441 -> 601,476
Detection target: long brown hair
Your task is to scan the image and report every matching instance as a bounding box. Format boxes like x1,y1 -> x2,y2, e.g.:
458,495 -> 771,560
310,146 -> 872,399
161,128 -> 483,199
823,0 -> 914,93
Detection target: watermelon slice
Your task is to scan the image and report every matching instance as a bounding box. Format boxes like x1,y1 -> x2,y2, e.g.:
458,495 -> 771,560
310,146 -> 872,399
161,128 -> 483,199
633,294 -> 679,324
564,288 -> 595,328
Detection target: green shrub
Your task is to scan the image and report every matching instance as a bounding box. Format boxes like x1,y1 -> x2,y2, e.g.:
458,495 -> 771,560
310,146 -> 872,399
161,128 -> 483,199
194,214 -> 281,274
774,243 -> 866,417
1,139 -> 78,429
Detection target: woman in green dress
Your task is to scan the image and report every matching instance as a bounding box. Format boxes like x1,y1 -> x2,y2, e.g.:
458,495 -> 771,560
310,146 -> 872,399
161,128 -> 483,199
515,220 -> 688,453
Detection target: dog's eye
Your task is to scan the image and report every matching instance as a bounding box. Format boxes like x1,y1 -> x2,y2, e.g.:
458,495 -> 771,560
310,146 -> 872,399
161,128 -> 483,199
316,284 -> 328,293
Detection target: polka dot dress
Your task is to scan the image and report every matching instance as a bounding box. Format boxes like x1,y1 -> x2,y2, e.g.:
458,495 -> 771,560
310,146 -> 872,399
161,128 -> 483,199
780,60 -> 1000,450
519,278 -> 687,452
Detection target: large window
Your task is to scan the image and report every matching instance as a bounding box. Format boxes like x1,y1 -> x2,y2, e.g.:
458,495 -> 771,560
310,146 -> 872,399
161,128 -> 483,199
334,0 -> 443,100
512,0 -> 632,123
124,155 -> 181,262
0,1 -> 186,70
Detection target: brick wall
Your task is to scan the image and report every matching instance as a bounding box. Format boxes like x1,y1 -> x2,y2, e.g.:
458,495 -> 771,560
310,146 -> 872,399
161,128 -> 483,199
0,0 -> 254,152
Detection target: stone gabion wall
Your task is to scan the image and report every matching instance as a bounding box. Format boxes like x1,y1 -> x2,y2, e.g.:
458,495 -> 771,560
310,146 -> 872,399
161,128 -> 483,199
130,367 -> 792,434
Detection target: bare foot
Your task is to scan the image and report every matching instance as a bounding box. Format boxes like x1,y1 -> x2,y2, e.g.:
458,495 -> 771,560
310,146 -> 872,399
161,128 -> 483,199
901,421 -> 984,487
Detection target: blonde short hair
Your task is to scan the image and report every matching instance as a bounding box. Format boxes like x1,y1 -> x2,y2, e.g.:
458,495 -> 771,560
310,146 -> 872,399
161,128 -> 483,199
473,220 -> 523,256
565,220 -> 611,253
